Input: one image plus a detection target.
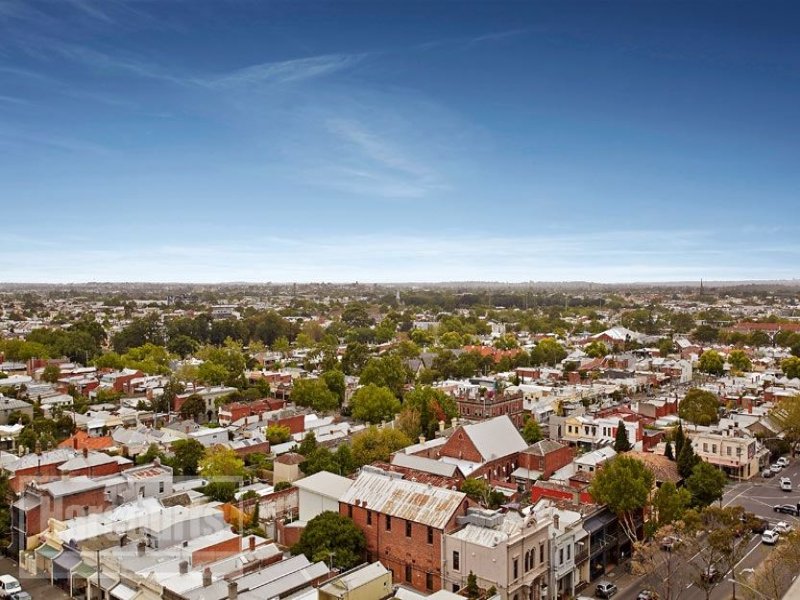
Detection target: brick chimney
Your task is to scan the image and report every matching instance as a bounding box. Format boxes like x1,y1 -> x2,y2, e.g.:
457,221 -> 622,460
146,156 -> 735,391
203,567 -> 212,588
228,581 -> 238,600
179,560 -> 189,575
73,437 -> 79,450
249,536 -> 256,552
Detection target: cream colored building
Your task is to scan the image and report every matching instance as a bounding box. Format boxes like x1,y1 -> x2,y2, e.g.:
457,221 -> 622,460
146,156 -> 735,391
443,508 -> 552,600
319,562 -> 393,600
689,429 -> 766,480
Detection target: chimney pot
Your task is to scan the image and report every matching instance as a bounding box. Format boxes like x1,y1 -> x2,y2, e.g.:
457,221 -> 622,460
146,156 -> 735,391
419,435 -> 426,445
179,560 -> 189,575
203,567 -> 212,588
228,581 -> 238,600
249,535 -> 256,552
137,541 -> 146,557
73,437 -> 79,450
83,447 -> 89,459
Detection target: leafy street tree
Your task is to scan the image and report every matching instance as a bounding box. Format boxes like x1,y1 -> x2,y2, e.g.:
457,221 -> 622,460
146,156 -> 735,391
633,524 -> 694,600
664,441 -> 674,460
351,426 -> 411,468
677,438 -> 700,479
200,446 -> 246,480
740,531 -> 800,600
614,419 -> 632,452
298,432 -> 318,457
350,384 -> 401,424
292,511 -> 366,570
651,481 -> 691,526
292,378 -> 339,412
265,424 -> 292,445
686,460 -> 728,507
781,356 -> 800,379
0,470 -> 12,549
341,342 -> 369,375
674,423 -> 685,457
41,364 -> 61,383
358,354 -> 410,398
589,455 -> 655,543
521,417 -> 543,445
171,438 -> 205,476
321,369 -> 346,405
698,349 -> 724,375
679,388 -> 719,426
401,386 -> 458,439
460,478 -> 506,509
530,338 -> 567,366
727,349 -> 752,373
769,395 -> 800,455
179,394 -> 206,421
585,340 -> 609,358
658,338 -> 675,357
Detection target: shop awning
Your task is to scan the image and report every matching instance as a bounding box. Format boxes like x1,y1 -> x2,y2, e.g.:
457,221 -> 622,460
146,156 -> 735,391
72,562 -> 97,580
110,583 -> 138,600
53,550 -> 81,581
35,544 -> 61,560
584,511 -> 616,534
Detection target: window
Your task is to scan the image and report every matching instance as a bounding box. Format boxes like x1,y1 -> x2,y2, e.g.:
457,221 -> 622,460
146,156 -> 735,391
367,510 -> 372,525
453,551 -> 460,571
348,505 -> 353,518
703,443 -> 708,452
405,564 -> 412,583
426,573 -> 434,590
406,521 -> 412,537
539,543 -> 544,563
513,558 -> 519,579
567,545 -> 571,560
559,548 -> 564,565
712,444 -> 717,454
727,447 -> 732,456
427,526 -> 434,544
386,514 -> 392,531
453,584 -> 460,593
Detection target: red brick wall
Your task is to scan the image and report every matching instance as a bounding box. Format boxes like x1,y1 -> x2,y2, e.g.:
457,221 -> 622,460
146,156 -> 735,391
192,534 -> 242,566
10,464 -> 63,493
26,487 -> 108,536
64,461 -> 124,478
340,497 -> 468,593
438,427 -> 483,463
518,445 -> 575,479
270,414 -> 305,435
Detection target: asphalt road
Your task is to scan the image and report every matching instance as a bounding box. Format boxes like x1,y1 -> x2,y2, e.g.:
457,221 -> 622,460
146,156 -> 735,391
598,458 -> 800,600
0,556 -> 70,600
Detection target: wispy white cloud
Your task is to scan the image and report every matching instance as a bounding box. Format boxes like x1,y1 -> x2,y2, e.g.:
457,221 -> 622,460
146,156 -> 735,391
196,53 -> 368,88
64,0 -> 115,24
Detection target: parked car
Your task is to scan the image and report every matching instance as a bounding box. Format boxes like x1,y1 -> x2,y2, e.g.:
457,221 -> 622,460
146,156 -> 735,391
770,463 -> 783,473
762,469 -> 775,478
637,591 -> 658,600
750,517 -> 770,534
596,582 -> 618,598
701,566 -> 721,583
774,504 -> 800,516
10,591 -> 31,600
762,529 -> 780,545
660,535 -> 682,551
780,477 -> 792,492
777,457 -> 790,467
774,521 -> 792,534
0,576 -> 21,599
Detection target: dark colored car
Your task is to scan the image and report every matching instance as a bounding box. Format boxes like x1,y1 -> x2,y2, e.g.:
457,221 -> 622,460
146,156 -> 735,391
774,504 -> 800,516
596,582 -> 618,598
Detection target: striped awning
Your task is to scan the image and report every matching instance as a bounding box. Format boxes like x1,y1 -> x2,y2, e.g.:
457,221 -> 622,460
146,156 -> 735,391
72,562 -> 97,580
35,544 -> 61,560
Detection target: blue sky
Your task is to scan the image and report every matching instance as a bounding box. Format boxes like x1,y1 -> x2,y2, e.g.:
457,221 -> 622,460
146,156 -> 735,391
1,0 -> 798,283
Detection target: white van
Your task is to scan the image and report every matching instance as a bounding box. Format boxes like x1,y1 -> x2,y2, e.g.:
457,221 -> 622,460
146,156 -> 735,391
0,575 -> 21,599
780,477 -> 792,492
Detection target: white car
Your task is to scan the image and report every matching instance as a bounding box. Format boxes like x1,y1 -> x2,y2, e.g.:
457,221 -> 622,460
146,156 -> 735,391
774,521 -> 792,534
777,457 -> 790,467
0,575 -> 21,599
780,477 -> 792,492
770,463 -> 783,473
762,529 -> 779,545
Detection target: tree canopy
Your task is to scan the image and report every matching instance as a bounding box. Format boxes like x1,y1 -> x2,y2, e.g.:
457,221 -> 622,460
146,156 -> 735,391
351,426 -> 411,467
685,460 -> 728,507
589,455 -> 655,543
292,511 -> 366,570
350,384 -> 401,424
697,350 -> 724,375
292,378 -> 339,412
679,388 -> 719,426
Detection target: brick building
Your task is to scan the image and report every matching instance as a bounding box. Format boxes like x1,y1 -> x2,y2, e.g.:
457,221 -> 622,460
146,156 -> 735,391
3,448 -> 78,493
514,440 -> 575,488
453,387 -> 525,427
339,469 -> 469,593
10,476 -> 109,555
434,415 -> 529,482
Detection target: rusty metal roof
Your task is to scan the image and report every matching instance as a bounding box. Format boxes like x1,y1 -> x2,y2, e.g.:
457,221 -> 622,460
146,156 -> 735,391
340,471 -> 466,529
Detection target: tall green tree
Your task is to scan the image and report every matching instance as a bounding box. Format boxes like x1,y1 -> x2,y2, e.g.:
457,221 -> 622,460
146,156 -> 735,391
727,349 -> 752,373
664,441 -> 674,461
358,354 -> 410,398
780,357 -> 800,379
652,481 -> 691,526
401,386 -> 458,439
769,395 -> 800,455
351,426 -> 411,467
679,388 -> 719,426
292,378 -> 339,412
292,511 -> 366,570
521,417 -> 543,445
685,461 -> 728,507
350,384 -> 401,424
589,455 -> 655,543
677,439 -> 700,479
698,350 -> 724,375
614,419 -> 632,452
171,438 -> 205,476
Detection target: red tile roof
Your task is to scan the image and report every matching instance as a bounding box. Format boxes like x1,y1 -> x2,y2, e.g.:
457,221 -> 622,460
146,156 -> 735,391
58,430 -> 115,451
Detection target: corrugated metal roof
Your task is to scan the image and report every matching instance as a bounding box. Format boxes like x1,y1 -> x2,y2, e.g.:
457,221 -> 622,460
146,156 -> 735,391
461,416 -> 528,461
340,472 -> 465,529
391,453 -> 459,477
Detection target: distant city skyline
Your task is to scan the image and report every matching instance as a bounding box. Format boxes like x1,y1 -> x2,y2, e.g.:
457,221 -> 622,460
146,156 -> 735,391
1,1 -> 798,283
